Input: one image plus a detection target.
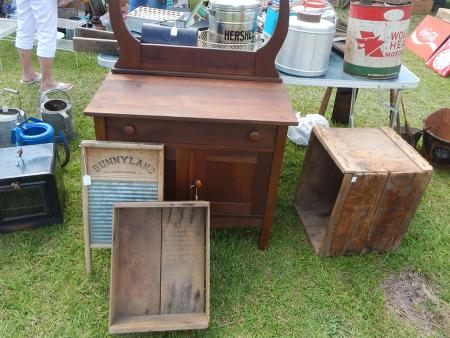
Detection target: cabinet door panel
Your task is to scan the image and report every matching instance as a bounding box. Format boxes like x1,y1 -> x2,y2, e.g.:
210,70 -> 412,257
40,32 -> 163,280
190,150 -> 272,216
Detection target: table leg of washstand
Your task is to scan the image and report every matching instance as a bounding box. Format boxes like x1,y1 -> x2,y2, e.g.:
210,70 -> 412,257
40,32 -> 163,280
349,88 -> 357,128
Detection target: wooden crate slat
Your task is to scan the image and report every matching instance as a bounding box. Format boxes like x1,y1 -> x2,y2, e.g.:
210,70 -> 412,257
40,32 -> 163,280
323,173 -> 388,256
160,207 -> 206,315
313,127 -> 425,174
110,207 -> 161,319
109,313 -> 208,334
367,172 -> 433,252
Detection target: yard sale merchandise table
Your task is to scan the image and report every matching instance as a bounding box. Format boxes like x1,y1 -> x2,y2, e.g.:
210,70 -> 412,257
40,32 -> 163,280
280,51 -> 420,128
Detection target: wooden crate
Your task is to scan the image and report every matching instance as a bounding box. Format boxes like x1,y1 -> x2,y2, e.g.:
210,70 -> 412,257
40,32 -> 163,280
81,141 -> 164,274
411,0 -> 433,14
109,201 -> 210,334
294,127 -> 433,257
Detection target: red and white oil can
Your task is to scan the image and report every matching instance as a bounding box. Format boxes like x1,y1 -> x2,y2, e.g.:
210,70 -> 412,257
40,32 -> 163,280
343,0 -> 412,79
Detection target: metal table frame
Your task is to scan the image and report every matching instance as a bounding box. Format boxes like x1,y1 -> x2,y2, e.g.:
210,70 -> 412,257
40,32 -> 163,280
280,51 -> 420,128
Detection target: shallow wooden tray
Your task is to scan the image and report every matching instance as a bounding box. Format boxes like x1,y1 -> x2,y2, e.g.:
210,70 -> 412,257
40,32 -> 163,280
109,201 -> 210,334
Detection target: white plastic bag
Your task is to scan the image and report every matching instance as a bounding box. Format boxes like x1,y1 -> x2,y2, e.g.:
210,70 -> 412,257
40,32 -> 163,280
287,113 -> 329,146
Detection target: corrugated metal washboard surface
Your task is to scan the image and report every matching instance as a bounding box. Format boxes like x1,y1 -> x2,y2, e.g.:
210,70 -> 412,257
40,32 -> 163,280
88,180 -> 158,245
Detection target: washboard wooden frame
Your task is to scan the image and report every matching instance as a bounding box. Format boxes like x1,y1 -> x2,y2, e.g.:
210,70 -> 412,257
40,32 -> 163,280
81,140 -> 164,274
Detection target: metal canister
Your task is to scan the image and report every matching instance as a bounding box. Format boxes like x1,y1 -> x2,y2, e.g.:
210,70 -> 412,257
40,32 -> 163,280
344,0 -> 412,79
0,109 -> 21,148
208,0 -> 259,44
38,89 -> 75,141
276,12 -> 335,77
0,89 -> 25,148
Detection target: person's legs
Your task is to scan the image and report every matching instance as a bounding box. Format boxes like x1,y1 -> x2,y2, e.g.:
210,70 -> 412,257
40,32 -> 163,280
17,49 -> 39,82
15,0 -> 39,82
31,0 -> 72,91
38,57 -> 56,90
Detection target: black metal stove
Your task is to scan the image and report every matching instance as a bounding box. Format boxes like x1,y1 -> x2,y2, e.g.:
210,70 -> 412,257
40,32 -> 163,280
0,144 -> 64,233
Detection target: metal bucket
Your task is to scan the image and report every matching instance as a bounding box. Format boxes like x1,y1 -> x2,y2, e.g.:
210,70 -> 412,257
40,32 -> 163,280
343,0 -> 412,79
0,109 -> 23,148
423,108 -> 450,168
38,89 -> 74,141
208,0 -> 259,44
0,88 -> 25,148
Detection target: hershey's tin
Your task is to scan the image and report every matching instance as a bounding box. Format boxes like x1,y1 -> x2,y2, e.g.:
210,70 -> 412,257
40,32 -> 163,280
208,0 -> 259,44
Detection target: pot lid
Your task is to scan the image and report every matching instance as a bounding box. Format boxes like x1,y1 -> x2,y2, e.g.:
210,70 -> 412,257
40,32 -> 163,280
209,0 -> 259,10
0,110 -> 20,122
289,11 -> 335,33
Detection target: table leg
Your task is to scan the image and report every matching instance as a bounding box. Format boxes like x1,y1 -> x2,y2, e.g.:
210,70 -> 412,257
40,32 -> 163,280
389,89 -> 402,131
349,88 -> 357,128
259,126 -> 288,250
319,87 -> 333,116
332,88 -> 357,124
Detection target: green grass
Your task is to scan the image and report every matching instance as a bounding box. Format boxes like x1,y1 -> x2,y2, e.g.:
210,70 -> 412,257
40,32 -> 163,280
1,16 -> 449,336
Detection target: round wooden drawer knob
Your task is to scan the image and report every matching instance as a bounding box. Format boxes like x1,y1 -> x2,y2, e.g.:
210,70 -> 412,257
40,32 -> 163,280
194,179 -> 203,189
122,125 -> 136,136
248,131 -> 261,142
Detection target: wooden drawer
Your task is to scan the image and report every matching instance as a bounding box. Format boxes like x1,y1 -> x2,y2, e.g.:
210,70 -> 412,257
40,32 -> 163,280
106,118 -> 276,148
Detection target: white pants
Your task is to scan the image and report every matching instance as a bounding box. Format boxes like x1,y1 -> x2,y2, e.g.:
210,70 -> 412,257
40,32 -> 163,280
15,0 -> 57,58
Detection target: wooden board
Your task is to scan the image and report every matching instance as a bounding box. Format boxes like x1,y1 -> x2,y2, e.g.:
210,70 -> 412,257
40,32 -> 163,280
110,207 -> 161,318
312,127 -> 432,174
73,37 -> 118,55
109,201 -> 210,334
160,207 -> 206,314
75,27 -> 115,40
84,73 -> 297,126
80,140 -> 164,274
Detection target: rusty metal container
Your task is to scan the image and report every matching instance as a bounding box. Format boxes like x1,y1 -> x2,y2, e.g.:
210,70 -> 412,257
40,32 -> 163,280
423,108 -> 450,168
343,0 -> 412,79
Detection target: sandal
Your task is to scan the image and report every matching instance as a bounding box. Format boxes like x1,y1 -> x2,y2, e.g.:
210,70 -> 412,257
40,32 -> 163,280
20,73 -> 42,85
40,82 -> 73,93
